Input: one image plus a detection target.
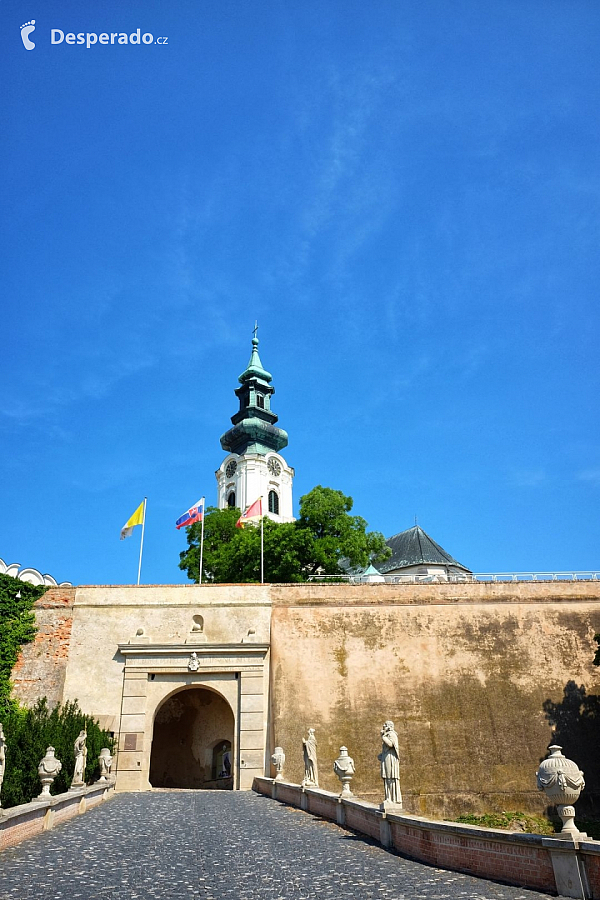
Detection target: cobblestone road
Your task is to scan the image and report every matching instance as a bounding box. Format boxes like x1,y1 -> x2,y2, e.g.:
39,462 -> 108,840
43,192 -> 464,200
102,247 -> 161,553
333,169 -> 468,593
0,792 -> 558,900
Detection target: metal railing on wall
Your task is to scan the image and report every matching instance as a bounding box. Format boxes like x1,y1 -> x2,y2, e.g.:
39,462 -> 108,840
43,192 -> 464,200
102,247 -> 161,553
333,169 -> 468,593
308,571 -> 600,584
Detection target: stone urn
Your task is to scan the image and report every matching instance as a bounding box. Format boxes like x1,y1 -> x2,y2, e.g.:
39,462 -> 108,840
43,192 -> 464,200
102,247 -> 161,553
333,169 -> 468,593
38,746 -> 62,798
333,746 -> 355,798
97,748 -> 113,782
536,745 -> 585,836
271,746 -> 285,781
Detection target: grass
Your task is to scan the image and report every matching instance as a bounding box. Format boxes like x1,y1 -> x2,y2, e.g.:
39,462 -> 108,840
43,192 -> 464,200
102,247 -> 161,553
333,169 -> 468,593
451,812 -> 555,835
450,811 -> 600,840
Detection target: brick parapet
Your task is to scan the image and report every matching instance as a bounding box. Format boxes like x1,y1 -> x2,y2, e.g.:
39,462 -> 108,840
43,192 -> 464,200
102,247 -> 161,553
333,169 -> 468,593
0,782 -> 114,851
254,777 -> 599,898
580,842 -> 600,899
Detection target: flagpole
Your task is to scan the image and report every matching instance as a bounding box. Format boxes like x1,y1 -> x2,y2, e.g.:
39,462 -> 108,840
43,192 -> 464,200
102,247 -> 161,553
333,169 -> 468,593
199,498 -> 205,585
260,497 -> 264,585
137,497 -> 147,586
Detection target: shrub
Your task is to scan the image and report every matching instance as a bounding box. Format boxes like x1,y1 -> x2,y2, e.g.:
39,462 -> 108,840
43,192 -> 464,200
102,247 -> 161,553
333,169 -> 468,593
1,698 -> 115,808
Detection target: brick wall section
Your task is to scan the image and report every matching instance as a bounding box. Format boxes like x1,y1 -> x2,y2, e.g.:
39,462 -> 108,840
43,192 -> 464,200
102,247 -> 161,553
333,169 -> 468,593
11,588 -> 75,708
581,845 -> 600,899
344,802 -> 382,841
388,820 -> 556,893
52,795 -> 82,826
272,783 -> 300,805
306,791 -> 337,820
0,783 -> 114,852
0,806 -> 47,850
254,778 -> 600,897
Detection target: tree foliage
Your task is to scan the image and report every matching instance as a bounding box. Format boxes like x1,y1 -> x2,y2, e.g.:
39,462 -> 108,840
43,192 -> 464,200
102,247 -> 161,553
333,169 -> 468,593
0,574 -> 45,717
594,634 -> 600,667
1,698 -> 115,808
179,485 -> 389,583
296,486 -> 389,576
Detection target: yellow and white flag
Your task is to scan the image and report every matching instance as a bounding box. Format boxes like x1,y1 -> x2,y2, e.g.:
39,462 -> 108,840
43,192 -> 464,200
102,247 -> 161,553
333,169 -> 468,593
120,501 -> 145,540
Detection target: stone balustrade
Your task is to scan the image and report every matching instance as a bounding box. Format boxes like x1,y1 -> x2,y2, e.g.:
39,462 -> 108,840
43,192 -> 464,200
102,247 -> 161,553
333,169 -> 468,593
254,776 -> 600,900
0,781 -> 115,851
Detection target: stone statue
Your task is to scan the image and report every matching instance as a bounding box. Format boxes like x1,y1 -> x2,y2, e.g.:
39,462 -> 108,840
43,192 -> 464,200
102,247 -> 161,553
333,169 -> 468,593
38,746 -> 62,797
302,728 -> 318,787
378,720 -> 402,807
271,746 -> 285,781
333,746 -> 355,798
0,723 -> 6,808
71,729 -> 87,788
97,747 -> 113,782
188,651 -> 200,671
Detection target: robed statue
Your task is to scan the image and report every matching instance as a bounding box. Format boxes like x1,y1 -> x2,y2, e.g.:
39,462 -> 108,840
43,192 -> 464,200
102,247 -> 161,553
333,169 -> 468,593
302,728 -> 318,787
378,720 -> 402,806
72,730 -> 87,787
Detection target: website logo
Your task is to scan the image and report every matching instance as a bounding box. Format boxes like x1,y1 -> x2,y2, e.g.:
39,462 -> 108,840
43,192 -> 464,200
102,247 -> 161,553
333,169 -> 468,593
20,19 -> 36,50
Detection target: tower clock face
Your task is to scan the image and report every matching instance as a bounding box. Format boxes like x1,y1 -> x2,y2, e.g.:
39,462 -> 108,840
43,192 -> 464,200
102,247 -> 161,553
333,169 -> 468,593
225,460 -> 237,478
267,458 -> 282,476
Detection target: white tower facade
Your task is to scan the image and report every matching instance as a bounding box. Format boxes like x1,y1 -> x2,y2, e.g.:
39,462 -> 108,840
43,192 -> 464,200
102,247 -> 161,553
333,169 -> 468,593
216,451 -> 294,523
216,333 -> 294,523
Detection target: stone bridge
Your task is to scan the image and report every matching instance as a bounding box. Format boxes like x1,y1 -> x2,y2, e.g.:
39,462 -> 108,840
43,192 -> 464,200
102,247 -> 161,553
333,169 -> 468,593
0,792 -> 560,900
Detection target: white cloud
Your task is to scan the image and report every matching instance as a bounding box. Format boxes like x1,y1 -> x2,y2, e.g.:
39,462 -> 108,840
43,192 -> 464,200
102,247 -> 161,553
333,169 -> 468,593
577,469 -> 600,487
507,468 -> 546,488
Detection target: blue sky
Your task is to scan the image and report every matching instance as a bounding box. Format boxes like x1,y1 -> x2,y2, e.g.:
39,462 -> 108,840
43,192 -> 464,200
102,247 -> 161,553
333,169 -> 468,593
1,0 -> 599,585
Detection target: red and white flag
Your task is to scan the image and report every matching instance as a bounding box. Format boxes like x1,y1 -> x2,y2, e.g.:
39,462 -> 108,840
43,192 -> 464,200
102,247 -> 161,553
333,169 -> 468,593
236,497 -> 262,528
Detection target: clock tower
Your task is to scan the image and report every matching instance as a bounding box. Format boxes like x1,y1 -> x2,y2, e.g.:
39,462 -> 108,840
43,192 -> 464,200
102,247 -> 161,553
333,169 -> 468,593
216,330 -> 295,522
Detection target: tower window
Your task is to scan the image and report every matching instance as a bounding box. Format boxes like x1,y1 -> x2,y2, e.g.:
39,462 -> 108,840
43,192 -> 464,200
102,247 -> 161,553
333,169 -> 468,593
227,492 -> 236,508
256,394 -> 265,408
268,490 -> 279,515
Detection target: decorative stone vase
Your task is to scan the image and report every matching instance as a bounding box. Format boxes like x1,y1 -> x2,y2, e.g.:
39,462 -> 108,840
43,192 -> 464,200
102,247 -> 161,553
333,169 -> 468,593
271,746 -> 285,781
38,747 -> 62,798
97,748 -> 114,782
333,746 -> 355,798
536,745 -> 585,836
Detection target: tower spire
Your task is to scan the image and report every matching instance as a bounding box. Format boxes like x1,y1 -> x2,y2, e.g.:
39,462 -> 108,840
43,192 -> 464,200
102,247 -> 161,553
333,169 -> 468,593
217,328 -> 295,523
220,330 -> 288,456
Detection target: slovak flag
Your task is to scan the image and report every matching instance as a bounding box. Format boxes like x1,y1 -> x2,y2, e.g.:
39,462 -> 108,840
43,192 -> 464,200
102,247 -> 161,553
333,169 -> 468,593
236,497 -> 262,528
175,498 -> 205,530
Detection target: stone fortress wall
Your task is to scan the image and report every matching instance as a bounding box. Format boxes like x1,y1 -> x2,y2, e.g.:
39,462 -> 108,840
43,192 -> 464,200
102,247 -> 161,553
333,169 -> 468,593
11,581 -> 600,818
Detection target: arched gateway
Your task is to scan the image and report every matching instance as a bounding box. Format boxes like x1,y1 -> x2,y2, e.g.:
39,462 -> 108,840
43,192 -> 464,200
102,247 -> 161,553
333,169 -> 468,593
150,687 -> 234,789
115,639 -> 269,792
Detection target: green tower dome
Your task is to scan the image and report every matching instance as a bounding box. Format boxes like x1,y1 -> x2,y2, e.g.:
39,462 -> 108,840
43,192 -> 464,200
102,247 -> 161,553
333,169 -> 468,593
220,333 -> 289,456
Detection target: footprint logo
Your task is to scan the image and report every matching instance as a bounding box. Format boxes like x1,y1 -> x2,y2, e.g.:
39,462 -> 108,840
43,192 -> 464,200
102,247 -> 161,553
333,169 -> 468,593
20,19 -> 36,50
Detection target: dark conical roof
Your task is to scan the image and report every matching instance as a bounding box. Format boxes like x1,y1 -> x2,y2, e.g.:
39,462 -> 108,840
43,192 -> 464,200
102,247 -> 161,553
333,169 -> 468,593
380,525 -> 470,574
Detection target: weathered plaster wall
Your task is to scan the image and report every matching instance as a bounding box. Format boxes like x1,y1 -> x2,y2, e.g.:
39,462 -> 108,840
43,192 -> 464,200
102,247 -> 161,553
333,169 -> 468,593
268,582 -> 600,818
11,581 -> 600,817
13,584 -> 271,730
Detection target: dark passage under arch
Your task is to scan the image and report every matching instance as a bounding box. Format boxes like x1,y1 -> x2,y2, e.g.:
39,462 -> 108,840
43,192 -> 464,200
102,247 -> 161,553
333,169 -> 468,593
149,688 -> 234,790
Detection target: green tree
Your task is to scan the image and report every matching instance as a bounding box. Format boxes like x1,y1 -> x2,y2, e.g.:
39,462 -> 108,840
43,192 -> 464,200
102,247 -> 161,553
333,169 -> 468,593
179,506 -> 241,583
179,486 -> 389,583
262,520 -> 316,583
296,485 -> 389,576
